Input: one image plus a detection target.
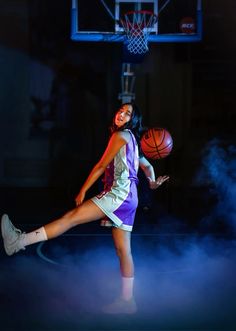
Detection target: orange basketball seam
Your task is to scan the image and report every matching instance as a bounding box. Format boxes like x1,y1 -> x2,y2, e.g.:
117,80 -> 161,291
157,141 -> 173,152
141,140 -> 156,148
151,128 -> 162,158
159,128 -> 166,147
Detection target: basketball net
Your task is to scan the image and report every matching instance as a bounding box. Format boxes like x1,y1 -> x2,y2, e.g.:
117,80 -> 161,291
120,10 -> 157,55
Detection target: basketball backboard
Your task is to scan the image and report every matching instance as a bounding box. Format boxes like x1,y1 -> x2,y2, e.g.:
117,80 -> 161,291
71,0 -> 202,43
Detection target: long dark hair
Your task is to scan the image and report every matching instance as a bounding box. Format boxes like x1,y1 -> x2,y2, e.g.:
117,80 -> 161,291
110,102 -> 144,155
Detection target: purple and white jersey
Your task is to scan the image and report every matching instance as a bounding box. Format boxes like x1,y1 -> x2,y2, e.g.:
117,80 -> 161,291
91,130 -> 139,231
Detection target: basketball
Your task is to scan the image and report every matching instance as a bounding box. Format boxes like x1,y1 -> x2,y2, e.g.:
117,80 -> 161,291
141,127 -> 173,160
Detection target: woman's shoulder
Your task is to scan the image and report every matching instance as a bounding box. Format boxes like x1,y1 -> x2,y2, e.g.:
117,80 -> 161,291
112,130 -> 131,144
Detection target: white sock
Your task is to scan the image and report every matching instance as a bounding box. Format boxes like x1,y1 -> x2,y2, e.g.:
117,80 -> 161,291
121,277 -> 134,301
21,226 -> 48,247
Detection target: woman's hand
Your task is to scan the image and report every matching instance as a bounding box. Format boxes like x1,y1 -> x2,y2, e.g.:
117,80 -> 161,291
75,189 -> 86,206
148,175 -> 169,190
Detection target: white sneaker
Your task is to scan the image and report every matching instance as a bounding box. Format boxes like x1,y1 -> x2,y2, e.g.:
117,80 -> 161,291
102,297 -> 137,314
1,214 -> 26,256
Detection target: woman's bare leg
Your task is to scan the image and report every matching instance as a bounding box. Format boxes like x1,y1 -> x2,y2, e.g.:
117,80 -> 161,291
45,200 -> 105,239
112,227 -> 135,301
112,227 -> 134,277
1,200 -> 105,255
102,227 -> 136,314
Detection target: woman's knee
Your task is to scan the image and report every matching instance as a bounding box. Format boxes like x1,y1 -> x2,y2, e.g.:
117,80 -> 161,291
62,208 -> 81,227
114,244 -> 132,259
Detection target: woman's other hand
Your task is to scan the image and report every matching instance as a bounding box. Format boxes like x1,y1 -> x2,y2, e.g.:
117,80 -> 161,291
148,175 -> 169,190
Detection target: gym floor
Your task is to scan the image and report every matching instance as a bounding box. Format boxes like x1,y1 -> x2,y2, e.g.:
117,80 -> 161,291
1,189 -> 235,331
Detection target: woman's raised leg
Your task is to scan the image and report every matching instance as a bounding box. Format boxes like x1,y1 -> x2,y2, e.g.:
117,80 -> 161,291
44,200 -> 105,239
1,200 -> 105,256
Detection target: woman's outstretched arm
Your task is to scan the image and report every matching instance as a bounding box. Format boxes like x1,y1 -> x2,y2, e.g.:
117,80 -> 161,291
139,156 -> 169,190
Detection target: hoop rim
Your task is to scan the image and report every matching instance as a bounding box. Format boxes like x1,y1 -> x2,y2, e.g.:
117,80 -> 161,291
121,10 -> 158,21
120,9 -> 158,55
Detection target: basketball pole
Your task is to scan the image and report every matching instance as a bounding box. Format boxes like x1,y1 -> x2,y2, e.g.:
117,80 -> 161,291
118,63 -> 136,103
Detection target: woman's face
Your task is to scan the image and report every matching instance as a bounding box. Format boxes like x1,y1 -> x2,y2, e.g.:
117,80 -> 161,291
114,104 -> 133,128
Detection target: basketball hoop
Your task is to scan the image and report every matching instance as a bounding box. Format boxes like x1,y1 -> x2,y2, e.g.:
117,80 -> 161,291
120,10 -> 157,55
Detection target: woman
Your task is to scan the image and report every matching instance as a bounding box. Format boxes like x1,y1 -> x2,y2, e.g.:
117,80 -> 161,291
1,103 -> 169,314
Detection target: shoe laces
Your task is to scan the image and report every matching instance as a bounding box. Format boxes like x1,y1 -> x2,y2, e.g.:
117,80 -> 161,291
13,231 -> 26,252
9,220 -> 24,236
9,222 -> 26,247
